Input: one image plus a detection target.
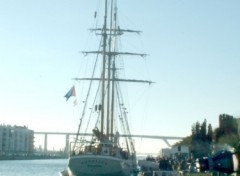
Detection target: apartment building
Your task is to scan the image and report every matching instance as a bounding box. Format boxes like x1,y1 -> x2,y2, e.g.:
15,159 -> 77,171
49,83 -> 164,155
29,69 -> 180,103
0,125 -> 34,155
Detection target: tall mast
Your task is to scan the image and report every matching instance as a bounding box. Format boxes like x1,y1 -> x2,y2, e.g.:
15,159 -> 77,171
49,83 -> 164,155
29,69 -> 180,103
106,0 -> 113,138
101,0 -> 108,134
111,2 -> 117,141
74,0 -> 153,140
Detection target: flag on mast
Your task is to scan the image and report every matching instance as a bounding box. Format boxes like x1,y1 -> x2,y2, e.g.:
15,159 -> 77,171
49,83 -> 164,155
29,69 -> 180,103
64,86 -> 76,101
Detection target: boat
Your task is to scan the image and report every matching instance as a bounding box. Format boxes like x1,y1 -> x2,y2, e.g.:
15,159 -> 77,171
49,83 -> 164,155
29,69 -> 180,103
60,0 -> 152,176
138,155 -> 160,173
138,156 -> 179,176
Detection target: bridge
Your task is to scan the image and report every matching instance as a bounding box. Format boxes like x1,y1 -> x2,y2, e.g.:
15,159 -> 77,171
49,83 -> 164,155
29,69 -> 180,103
34,132 -> 183,154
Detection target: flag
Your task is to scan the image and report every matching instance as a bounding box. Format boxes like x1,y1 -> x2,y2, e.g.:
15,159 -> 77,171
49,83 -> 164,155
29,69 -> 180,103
64,86 -> 76,101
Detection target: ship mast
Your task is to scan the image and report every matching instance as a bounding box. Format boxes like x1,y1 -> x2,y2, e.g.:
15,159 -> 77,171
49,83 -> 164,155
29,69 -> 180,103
101,0 -> 108,134
74,0 -> 153,142
110,2 -> 117,141
106,0 -> 113,139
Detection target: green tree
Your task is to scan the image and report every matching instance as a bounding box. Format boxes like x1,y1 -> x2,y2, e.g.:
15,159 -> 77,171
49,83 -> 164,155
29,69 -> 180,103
191,119 -> 213,158
207,124 -> 213,143
200,119 -> 207,141
173,136 -> 191,147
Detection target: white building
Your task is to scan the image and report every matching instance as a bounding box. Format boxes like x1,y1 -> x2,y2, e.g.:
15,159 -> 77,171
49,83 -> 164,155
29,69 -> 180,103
171,145 -> 189,159
0,125 -> 34,155
161,145 -> 189,159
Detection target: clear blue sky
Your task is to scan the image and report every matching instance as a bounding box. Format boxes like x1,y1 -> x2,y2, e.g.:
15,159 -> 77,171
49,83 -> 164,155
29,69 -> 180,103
0,0 -> 240,152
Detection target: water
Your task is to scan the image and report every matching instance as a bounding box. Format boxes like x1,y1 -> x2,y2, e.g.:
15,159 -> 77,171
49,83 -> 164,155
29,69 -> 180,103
0,159 -> 68,176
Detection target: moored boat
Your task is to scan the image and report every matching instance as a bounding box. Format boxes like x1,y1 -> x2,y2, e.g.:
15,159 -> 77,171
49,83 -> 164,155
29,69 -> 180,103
60,0 -> 152,175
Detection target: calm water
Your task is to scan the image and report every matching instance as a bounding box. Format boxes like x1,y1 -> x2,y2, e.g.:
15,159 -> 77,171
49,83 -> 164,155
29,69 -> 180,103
0,159 -> 68,176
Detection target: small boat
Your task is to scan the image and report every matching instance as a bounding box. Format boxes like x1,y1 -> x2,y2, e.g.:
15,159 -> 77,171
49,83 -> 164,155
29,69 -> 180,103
60,0 -> 152,176
138,155 -> 160,176
138,155 -> 179,176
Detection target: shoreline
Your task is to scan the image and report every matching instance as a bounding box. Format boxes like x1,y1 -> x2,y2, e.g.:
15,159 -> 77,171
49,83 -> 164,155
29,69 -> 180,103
0,155 -> 67,160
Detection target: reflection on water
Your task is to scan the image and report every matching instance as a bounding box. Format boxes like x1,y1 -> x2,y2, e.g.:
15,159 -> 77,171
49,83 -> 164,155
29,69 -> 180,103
0,159 -> 68,176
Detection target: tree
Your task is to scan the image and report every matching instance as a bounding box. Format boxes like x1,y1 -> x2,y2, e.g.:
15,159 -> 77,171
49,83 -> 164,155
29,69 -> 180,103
174,114 -> 239,160
191,119 -> 213,158
207,124 -> 213,143
200,119 -> 207,141
173,136 -> 191,147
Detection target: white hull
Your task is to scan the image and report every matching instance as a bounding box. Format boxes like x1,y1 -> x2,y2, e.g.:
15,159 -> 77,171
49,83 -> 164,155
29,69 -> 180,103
138,159 -> 159,171
66,155 -> 135,176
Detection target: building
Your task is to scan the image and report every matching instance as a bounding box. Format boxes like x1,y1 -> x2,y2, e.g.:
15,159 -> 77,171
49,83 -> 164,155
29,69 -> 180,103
171,145 -> 189,159
161,145 -> 189,159
0,125 -> 34,155
219,114 -> 238,134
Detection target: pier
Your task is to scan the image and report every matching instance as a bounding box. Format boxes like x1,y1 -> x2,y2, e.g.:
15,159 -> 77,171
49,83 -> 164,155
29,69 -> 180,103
34,131 -> 183,154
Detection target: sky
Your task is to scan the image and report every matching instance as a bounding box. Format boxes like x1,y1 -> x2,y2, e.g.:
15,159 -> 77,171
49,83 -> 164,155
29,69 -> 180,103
0,0 -> 240,153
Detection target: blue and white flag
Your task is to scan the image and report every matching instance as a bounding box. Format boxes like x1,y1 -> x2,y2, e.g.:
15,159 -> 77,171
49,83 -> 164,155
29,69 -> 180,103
64,86 -> 76,101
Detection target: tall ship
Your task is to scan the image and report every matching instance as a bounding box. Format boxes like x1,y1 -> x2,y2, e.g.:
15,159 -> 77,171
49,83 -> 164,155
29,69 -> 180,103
61,0 -> 152,175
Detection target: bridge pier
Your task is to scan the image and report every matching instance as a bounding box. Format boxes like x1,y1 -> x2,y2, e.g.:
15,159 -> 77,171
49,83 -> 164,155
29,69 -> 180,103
65,134 -> 70,155
41,133 -> 70,155
163,139 -> 171,147
44,133 -> 48,153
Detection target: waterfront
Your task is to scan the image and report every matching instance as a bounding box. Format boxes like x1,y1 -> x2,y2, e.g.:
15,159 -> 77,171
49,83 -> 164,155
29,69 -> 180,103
0,157 -> 146,176
0,159 -> 68,176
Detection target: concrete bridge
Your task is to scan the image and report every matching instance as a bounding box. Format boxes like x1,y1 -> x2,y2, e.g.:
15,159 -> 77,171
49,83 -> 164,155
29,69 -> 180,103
34,131 -> 183,153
